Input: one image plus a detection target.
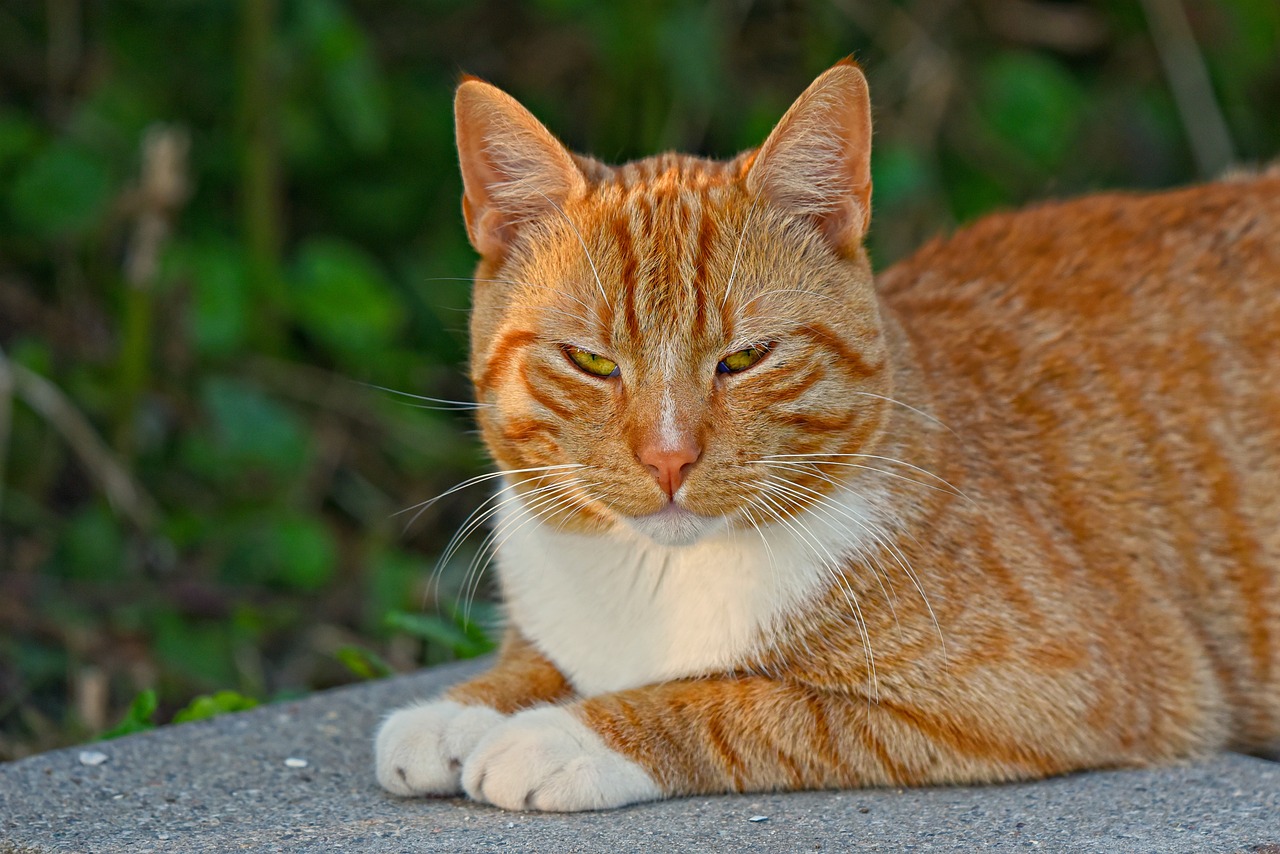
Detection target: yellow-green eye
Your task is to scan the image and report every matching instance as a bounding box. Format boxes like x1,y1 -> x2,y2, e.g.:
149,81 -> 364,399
566,347 -> 620,378
717,346 -> 767,374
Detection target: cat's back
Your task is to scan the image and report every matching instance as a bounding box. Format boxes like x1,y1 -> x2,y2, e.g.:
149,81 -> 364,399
880,170 -> 1280,335
877,172 -> 1280,750
879,171 -> 1280,444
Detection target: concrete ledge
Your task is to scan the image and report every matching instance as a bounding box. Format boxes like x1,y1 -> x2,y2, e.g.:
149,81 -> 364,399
1,659 -> 1276,853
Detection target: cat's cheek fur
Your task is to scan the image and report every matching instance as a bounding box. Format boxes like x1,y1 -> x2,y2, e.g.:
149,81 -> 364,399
375,700 -> 505,796
461,705 -> 663,812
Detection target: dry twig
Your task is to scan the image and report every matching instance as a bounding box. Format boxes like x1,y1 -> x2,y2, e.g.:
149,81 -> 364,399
6,359 -> 157,531
0,347 -> 13,525
124,126 -> 191,288
1139,0 -> 1235,177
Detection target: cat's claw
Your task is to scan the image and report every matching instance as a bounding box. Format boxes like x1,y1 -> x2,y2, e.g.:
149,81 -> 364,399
462,706 -> 662,812
375,700 -> 505,796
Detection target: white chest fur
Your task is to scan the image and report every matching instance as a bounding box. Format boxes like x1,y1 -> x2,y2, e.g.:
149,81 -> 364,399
491,482 -> 888,697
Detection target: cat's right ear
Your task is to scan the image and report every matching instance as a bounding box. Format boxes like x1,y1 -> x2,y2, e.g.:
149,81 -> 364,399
746,60 -> 873,254
454,77 -> 586,258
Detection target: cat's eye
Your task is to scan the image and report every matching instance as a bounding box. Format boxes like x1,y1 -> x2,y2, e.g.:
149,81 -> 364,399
565,346 -> 620,378
717,346 -> 768,374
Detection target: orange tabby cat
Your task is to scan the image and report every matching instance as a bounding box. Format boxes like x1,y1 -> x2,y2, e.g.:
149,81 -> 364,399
374,60 -> 1280,811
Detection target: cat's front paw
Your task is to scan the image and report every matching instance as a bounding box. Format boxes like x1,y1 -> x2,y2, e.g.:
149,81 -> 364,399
461,705 -> 661,812
375,700 -> 504,796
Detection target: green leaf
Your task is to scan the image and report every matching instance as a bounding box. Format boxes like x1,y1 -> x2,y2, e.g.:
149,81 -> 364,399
0,110 -> 40,171
335,645 -> 394,680
656,5 -> 721,114
153,611 -> 239,689
5,338 -> 55,377
7,640 -> 68,692
871,144 -> 931,209
267,515 -> 338,591
172,690 -> 259,724
297,0 -> 389,154
363,548 -> 428,633
977,53 -> 1085,169
170,240 -> 252,358
196,376 -> 310,477
100,689 -> 158,740
8,143 -> 112,236
291,238 -> 402,362
385,609 -> 495,659
943,151 -> 1012,223
50,504 -> 125,581
325,53 -> 389,155
221,512 -> 337,591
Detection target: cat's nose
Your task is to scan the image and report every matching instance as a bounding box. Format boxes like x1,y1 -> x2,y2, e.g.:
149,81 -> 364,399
637,440 -> 702,499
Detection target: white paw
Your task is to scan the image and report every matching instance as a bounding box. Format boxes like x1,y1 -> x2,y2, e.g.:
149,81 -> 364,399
461,705 -> 661,812
375,699 -> 505,796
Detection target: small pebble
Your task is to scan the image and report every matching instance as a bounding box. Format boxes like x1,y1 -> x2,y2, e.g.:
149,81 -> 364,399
284,757 -> 308,768
78,751 -> 109,767
749,815 -> 769,822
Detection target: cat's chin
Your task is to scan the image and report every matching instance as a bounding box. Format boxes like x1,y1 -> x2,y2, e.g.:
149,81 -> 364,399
623,503 -> 723,547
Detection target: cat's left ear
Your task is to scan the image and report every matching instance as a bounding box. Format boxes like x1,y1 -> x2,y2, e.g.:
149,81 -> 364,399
746,60 -> 873,253
455,77 -> 586,257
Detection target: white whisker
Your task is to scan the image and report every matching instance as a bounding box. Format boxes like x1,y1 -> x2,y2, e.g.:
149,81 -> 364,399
755,485 -> 879,701
396,463 -> 585,525
510,177 -> 612,310
760,470 -> 948,667
360,382 -> 493,411
759,452 -> 969,500
535,304 -> 594,326
753,459 -> 960,500
455,275 -> 601,321
459,483 -> 587,621
761,474 -> 903,641
722,194 -> 762,309
849,391 -> 958,436
437,479 -> 571,574
739,287 -> 846,311
426,477 -> 575,608
456,483 -> 578,618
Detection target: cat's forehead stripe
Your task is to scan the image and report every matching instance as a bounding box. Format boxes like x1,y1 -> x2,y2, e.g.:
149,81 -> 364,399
691,201 -> 716,335
608,153 -> 746,188
606,182 -> 728,352
610,212 -> 641,344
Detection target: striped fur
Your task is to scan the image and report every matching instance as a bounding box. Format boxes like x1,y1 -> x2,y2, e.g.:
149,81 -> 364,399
375,62 -> 1280,811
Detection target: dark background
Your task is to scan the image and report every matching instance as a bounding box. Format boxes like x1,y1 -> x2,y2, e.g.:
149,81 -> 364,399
1,0 -> 1277,758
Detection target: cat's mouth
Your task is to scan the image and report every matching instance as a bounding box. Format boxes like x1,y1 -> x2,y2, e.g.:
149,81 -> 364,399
623,502 -> 723,547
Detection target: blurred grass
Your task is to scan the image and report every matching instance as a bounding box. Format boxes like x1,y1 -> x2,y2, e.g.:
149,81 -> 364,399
0,0 -> 1277,759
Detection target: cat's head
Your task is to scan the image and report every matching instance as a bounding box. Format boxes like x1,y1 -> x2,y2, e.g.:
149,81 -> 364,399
457,61 -> 890,546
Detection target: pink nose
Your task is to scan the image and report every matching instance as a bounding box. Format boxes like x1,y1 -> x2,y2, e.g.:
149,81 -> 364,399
637,440 -> 702,499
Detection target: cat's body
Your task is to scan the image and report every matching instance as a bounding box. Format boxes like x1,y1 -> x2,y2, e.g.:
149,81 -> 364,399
879,181 -> 1280,759
375,63 -> 1280,811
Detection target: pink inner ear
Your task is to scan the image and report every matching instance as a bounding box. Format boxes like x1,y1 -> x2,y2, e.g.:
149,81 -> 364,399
454,80 -> 586,257
746,62 -> 873,252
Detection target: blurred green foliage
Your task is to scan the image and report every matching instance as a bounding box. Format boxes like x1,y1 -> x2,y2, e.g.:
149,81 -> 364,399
98,689 -> 157,740
171,689 -> 260,724
0,0 -> 1277,759
99,687 -> 259,739
385,607 -> 498,660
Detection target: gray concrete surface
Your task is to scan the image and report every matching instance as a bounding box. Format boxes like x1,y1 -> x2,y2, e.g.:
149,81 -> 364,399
0,657 -> 1276,853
